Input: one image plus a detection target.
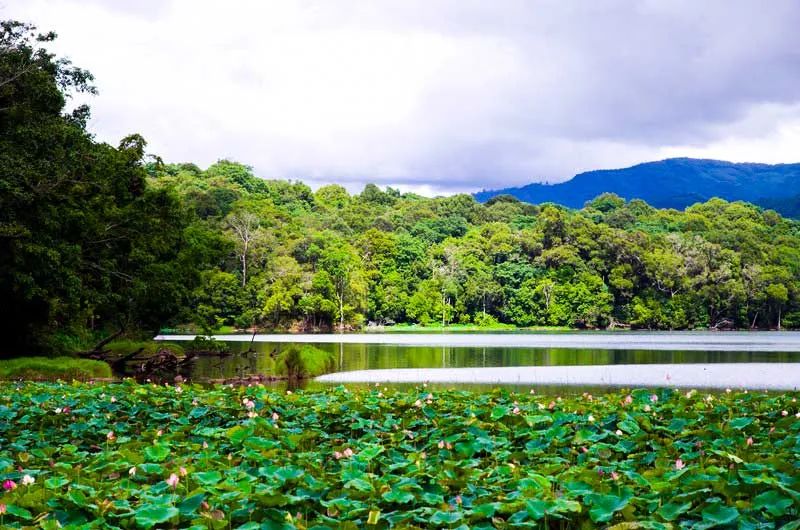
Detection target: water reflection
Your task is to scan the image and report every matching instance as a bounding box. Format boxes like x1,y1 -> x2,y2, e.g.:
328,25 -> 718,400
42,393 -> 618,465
187,341 -> 796,381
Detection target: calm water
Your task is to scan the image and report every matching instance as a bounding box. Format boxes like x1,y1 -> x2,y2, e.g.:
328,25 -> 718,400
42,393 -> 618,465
169,332 -> 800,387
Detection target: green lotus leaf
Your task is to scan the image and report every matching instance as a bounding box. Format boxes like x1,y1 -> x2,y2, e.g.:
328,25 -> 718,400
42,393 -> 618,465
143,443 -> 171,462
729,417 -> 754,430
491,405 -> 509,420
700,503 -> 739,526
193,470 -> 222,486
587,493 -> 630,523
382,488 -> 415,503
344,477 -> 373,492
752,490 -> 792,516
134,504 -> 180,529
657,501 -> 692,521
178,493 -> 206,516
430,510 -> 463,524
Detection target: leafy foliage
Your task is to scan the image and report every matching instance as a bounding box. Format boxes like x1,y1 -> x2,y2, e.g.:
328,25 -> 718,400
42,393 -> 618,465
1,382 -> 799,527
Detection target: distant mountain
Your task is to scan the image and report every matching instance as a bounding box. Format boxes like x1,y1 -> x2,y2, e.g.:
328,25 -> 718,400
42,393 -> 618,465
474,158 -> 800,216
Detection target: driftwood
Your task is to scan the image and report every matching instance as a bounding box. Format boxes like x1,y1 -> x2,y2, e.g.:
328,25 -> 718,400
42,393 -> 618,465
134,348 -> 196,383
711,318 -> 735,330
80,328 -> 125,359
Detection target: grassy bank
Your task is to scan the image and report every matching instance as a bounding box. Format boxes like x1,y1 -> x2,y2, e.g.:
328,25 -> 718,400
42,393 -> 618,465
0,382 -> 798,527
0,357 -> 111,380
374,323 -> 572,332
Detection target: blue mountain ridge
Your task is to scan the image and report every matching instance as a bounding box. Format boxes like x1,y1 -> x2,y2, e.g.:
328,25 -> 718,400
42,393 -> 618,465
473,158 -> 800,217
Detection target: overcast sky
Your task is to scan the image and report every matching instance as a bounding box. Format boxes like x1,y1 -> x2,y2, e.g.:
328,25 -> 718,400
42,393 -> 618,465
8,1 -> 800,195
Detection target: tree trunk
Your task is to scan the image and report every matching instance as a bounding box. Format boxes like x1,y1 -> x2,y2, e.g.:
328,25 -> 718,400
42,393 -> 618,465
338,290 -> 344,331
441,292 -> 446,327
241,240 -> 248,288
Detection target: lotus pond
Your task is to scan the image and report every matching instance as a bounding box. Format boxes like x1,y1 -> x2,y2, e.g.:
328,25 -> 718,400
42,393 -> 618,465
1,382 -> 799,529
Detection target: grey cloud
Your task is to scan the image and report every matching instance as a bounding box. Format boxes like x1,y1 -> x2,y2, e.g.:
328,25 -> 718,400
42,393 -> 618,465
10,0 -> 800,190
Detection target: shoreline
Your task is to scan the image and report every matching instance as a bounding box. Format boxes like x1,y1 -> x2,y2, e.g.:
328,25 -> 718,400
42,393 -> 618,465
155,331 -> 800,352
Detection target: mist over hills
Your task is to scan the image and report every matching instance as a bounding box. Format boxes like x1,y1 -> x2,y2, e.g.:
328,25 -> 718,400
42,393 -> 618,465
474,158 -> 800,217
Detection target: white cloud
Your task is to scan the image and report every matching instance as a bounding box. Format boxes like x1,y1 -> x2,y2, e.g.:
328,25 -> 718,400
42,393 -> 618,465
7,0 -> 800,193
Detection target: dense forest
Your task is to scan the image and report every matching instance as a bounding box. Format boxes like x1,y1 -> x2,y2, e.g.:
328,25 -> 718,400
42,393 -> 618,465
145,164 -> 800,334
3,20 -> 800,355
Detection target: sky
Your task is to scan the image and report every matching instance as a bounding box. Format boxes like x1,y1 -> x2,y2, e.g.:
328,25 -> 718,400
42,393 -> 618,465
7,0 -> 800,195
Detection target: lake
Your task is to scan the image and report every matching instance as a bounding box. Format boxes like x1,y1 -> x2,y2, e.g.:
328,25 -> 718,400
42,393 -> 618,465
156,331 -> 800,390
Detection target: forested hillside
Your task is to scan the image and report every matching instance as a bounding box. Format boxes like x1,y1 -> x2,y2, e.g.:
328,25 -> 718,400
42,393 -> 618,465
475,158 -> 800,216
144,165 -> 800,334
3,20 -> 800,357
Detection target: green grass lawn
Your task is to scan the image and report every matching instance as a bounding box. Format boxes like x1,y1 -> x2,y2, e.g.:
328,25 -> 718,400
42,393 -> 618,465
0,382 -> 798,527
0,357 -> 111,380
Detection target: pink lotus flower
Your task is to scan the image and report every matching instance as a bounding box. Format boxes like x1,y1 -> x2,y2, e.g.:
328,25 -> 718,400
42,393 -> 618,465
21,474 -> 34,486
782,410 -> 788,416
2,479 -> 16,491
343,448 -> 354,458
179,467 -> 188,477
615,429 -> 623,436
611,471 -> 620,480
650,394 -> 658,403
128,467 -> 136,476
272,412 -> 279,421
244,399 -> 255,410
334,451 -> 343,459
166,473 -> 179,488
746,437 -> 754,446
512,407 -> 521,415
0,504 -> 5,515
623,395 -> 633,405
675,458 -> 685,470
106,431 -> 115,441
437,440 -> 445,449
202,441 -> 209,449
455,495 -> 462,505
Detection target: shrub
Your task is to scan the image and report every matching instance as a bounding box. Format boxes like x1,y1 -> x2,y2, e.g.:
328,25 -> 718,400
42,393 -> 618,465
185,336 -> 229,355
277,345 -> 334,378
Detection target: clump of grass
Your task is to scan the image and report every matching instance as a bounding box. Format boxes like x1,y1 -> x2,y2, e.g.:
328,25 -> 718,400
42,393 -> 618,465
0,357 -> 112,380
278,345 -> 334,378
